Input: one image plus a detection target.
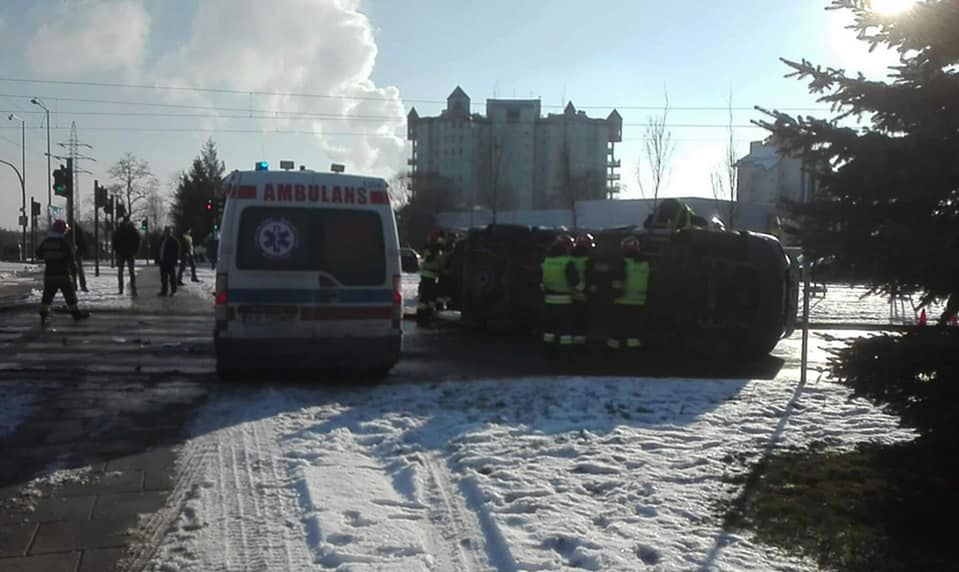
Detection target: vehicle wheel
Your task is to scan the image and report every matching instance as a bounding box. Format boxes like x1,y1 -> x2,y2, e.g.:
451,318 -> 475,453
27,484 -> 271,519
216,359 -> 240,382
365,365 -> 392,381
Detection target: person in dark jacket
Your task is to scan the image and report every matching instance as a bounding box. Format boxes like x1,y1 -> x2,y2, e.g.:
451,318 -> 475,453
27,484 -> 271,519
112,217 -> 141,296
36,220 -> 90,326
157,226 -> 181,296
65,224 -> 89,293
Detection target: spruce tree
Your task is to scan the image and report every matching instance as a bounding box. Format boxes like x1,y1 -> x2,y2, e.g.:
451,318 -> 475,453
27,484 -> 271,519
758,0 -> 959,311
169,138 -> 225,244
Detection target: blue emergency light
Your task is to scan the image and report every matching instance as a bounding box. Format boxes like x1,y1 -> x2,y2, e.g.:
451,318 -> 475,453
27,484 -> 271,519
255,161 -> 269,171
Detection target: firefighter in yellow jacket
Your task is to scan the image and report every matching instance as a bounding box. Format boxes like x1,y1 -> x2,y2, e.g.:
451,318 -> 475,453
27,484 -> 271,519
540,234 -> 580,347
608,235 -> 650,350
417,230 -> 449,324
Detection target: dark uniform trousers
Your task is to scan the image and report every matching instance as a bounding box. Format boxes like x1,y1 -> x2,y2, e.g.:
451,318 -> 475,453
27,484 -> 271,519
41,276 -> 78,308
160,264 -> 178,295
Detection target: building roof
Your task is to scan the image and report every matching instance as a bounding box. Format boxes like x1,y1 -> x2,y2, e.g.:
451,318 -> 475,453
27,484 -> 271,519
448,86 -> 469,100
407,107 -> 419,120
564,101 -> 577,115
607,109 -> 622,121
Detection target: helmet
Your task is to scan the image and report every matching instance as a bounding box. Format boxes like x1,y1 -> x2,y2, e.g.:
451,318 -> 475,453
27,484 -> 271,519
620,235 -> 641,255
548,234 -> 575,256
573,233 -> 595,255
52,219 -> 69,234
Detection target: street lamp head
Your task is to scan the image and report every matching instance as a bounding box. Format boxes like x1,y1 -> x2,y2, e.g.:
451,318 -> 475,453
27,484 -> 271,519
30,98 -> 38,104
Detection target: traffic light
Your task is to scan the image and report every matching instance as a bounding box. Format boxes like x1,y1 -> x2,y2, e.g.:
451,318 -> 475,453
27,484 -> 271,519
116,201 -> 126,218
140,219 -> 148,232
105,196 -> 114,216
205,199 -> 213,211
94,181 -> 107,208
53,166 -> 68,197
53,159 -> 74,197
30,199 -> 41,217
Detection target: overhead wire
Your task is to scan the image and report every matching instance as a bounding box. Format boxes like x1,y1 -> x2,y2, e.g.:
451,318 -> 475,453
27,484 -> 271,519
0,77 -> 829,112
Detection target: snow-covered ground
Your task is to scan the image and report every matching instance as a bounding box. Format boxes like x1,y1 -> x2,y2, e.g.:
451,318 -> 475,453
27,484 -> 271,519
20,262 -> 216,310
0,261 -> 41,287
147,329 -> 913,571
805,283 -> 946,325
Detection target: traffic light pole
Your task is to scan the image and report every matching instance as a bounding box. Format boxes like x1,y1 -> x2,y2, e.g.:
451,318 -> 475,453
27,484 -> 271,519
65,158 -> 75,251
93,180 -> 100,277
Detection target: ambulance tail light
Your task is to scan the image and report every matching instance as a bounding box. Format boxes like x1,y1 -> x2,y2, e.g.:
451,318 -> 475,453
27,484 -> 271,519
215,273 -> 228,305
391,274 -> 402,329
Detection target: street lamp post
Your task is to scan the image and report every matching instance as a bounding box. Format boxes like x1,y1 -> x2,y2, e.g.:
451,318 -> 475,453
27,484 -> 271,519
30,98 -> 51,221
0,159 -> 26,261
8,113 -> 26,261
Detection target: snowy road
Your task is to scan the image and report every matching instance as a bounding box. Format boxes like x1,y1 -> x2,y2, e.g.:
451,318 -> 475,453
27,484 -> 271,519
145,329 -> 912,571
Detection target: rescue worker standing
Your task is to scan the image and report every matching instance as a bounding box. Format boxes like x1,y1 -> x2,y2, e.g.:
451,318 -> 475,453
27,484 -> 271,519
417,230 -> 448,324
177,227 -> 200,285
157,226 -> 181,297
112,216 -> 140,296
36,220 -> 90,326
608,235 -> 650,350
540,234 -> 579,347
570,233 -> 595,346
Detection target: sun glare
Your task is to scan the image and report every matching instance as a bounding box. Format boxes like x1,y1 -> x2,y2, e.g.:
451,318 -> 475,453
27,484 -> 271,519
870,0 -> 918,15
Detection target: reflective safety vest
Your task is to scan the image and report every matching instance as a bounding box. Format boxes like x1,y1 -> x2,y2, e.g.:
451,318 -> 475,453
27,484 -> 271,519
570,256 -> 588,301
615,258 -> 650,306
420,247 -> 446,279
541,256 -> 573,304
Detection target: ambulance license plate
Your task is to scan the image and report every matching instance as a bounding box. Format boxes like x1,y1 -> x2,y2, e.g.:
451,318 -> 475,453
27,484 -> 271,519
241,306 -> 296,323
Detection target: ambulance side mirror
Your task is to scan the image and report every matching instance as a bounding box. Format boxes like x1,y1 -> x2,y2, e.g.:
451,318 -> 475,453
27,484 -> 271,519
401,249 -> 420,273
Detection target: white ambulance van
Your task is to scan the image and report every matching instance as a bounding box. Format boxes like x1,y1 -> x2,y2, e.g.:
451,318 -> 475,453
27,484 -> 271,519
213,164 -> 402,379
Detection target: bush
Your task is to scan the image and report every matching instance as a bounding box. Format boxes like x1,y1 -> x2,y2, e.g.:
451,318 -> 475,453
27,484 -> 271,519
829,329 -> 959,443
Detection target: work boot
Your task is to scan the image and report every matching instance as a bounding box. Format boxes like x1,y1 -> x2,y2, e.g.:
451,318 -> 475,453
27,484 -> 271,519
72,310 -> 90,321
177,281 -> 186,286
191,278 -> 200,283
157,291 -> 167,297
131,287 -> 138,297
40,313 -> 48,328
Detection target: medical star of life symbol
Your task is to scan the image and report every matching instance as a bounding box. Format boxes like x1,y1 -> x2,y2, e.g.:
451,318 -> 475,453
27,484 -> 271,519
255,218 -> 297,259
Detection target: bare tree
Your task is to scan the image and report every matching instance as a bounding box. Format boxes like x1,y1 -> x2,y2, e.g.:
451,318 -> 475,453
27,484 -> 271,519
388,172 -> 413,210
108,153 -> 158,219
145,187 -> 169,233
710,90 -> 739,228
636,87 -> 676,207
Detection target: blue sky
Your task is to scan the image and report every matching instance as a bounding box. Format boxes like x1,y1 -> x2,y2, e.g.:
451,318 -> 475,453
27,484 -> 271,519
0,0 -> 900,231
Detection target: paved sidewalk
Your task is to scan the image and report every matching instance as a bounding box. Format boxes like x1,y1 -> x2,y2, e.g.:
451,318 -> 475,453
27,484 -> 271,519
0,267 -> 215,571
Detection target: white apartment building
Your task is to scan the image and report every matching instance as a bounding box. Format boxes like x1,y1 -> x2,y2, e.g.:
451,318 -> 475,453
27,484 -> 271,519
736,141 -> 816,209
407,87 -> 622,210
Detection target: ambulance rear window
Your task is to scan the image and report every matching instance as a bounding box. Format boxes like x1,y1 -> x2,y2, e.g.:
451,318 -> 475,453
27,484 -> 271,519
236,207 -> 386,285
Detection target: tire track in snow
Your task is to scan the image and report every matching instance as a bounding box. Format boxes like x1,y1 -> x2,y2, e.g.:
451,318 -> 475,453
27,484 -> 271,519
416,451 -> 496,571
143,417 -> 313,571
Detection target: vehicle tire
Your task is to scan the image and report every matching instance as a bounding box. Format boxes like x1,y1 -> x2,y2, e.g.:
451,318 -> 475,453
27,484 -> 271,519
365,365 -> 392,381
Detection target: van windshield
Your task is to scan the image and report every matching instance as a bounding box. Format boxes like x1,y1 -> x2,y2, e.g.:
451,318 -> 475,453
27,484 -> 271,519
236,206 -> 386,286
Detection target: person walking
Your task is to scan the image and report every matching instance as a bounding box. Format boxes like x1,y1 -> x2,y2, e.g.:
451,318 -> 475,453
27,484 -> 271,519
157,226 -> 181,297
177,228 -> 200,285
112,216 -> 141,296
36,220 -> 90,327
66,223 -> 89,293
607,235 -> 651,351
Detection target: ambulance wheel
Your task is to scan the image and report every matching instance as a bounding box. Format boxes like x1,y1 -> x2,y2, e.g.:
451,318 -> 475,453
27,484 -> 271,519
365,365 -> 392,380
216,361 -> 240,382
